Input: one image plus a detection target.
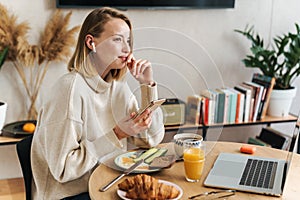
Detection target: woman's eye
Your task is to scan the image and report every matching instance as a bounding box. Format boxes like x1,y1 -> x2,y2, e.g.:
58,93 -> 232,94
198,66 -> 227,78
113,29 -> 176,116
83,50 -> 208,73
113,37 -> 122,42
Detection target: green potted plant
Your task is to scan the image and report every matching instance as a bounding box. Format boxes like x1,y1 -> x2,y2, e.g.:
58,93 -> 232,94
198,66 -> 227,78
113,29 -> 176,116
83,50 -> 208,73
235,24 -> 300,117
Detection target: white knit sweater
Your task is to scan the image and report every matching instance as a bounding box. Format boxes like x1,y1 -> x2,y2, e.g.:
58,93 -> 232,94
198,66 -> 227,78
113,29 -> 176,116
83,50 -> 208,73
31,72 -> 164,199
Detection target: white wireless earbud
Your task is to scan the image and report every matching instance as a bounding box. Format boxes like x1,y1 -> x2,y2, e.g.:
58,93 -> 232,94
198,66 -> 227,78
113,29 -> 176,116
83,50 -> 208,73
91,42 -> 96,53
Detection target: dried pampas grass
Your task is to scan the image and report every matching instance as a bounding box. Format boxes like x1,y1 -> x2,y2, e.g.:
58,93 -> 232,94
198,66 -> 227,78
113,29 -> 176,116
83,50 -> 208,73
0,4 -> 30,62
0,3 -> 80,120
39,10 -> 80,64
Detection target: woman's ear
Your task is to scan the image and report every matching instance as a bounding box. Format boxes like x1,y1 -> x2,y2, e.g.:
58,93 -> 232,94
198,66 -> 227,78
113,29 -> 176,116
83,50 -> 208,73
85,35 -> 96,53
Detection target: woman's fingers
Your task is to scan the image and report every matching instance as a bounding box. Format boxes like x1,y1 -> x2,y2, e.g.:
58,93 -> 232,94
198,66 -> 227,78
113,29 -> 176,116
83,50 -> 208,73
143,116 -> 152,127
126,53 -> 135,69
128,59 -> 138,76
130,59 -> 151,78
138,60 -> 150,75
128,56 -> 153,84
134,109 -> 152,121
133,59 -> 142,76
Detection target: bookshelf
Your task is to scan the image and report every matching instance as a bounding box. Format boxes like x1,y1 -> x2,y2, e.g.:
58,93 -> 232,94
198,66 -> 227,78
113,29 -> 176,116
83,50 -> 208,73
1,115 -> 297,146
165,114 -> 298,140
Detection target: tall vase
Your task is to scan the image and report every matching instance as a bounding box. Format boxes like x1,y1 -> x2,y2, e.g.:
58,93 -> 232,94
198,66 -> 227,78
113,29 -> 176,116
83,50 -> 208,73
267,87 -> 297,117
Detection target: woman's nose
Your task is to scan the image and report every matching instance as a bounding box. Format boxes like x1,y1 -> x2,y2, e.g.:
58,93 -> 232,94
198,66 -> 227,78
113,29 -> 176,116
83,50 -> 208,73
122,41 -> 131,53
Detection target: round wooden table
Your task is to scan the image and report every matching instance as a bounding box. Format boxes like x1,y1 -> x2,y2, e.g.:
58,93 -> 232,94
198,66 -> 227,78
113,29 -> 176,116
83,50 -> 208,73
89,142 -> 300,199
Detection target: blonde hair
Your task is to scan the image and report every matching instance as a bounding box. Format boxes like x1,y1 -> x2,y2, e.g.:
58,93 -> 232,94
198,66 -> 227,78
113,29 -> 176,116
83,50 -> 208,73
68,7 -> 132,81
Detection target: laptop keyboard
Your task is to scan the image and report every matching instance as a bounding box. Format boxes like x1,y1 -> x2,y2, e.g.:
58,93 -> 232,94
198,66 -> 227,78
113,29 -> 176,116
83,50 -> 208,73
239,159 -> 278,189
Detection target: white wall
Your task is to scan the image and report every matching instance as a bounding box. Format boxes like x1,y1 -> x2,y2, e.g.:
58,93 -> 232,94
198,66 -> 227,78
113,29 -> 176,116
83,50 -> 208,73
0,0 -> 299,179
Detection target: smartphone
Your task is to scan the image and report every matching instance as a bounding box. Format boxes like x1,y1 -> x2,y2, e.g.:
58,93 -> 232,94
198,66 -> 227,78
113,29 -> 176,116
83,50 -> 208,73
132,99 -> 166,120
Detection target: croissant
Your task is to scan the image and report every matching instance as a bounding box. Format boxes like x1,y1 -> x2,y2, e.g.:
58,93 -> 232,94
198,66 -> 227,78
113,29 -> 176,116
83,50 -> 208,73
157,183 -> 179,199
118,174 -> 179,200
117,176 -> 136,191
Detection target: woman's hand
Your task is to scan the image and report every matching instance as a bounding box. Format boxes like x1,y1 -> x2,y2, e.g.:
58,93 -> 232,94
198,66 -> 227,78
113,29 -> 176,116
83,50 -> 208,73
114,109 -> 153,140
127,53 -> 154,85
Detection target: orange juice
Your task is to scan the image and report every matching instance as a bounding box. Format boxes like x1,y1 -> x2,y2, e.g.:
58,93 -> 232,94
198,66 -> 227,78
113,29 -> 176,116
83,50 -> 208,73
183,147 -> 205,182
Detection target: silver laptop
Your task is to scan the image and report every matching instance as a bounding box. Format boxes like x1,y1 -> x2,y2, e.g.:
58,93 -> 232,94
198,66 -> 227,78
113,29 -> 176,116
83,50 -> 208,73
204,115 -> 300,196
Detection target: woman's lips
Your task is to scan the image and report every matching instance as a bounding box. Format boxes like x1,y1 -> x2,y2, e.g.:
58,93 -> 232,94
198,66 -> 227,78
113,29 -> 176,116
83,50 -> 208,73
119,56 -> 128,62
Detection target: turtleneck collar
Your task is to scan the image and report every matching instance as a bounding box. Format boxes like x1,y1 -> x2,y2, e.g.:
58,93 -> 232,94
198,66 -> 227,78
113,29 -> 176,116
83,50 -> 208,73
83,74 -> 112,93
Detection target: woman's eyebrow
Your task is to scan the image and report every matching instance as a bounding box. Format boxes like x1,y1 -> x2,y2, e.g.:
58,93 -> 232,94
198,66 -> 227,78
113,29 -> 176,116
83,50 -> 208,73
111,33 -> 130,39
111,33 -> 123,37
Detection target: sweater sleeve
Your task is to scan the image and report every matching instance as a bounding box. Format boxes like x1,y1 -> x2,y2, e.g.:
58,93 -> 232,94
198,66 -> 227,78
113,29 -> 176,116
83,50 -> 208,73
33,118 -> 123,183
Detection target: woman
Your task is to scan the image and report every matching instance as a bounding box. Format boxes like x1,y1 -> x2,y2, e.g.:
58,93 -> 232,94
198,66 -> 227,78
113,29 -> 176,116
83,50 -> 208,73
31,7 -> 164,199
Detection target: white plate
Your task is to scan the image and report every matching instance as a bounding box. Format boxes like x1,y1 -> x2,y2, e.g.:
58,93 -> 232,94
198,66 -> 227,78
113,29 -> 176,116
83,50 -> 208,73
117,179 -> 183,200
114,151 -> 160,173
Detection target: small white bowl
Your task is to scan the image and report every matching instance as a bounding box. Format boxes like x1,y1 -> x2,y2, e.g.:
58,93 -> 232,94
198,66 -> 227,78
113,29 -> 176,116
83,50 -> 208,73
173,133 -> 203,158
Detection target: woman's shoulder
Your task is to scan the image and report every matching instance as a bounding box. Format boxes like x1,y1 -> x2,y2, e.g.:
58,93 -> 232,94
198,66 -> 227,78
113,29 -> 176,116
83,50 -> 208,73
53,72 -> 85,90
46,72 -> 87,103
56,71 -> 81,83
41,72 -> 85,123
44,72 -> 86,109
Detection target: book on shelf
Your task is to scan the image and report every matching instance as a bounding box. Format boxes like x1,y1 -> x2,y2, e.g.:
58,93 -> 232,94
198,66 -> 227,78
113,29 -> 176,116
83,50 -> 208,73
200,96 -> 210,125
200,89 -> 217,124
228,88 -> 245,123
220,89 -> 229,123
242,82 -> 257,121
249,98 -> 255,121
220,88 -> 229,124
186,95 -> 202,125
243,81 -> 264,122
251,73 -> 276,119
221,88 -> 237,124
198,98 -> 205,125
234,84 -> 252,122
240,83 -> 256,121
239,84 -> 254,122
211,89 -> 219,124
215,89 -> 226,123
204,97 -> 211,125
229,89 -> 238,124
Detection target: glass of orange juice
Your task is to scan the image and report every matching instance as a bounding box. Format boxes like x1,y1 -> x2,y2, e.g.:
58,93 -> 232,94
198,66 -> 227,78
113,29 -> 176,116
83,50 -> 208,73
183,139 -> 205,182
